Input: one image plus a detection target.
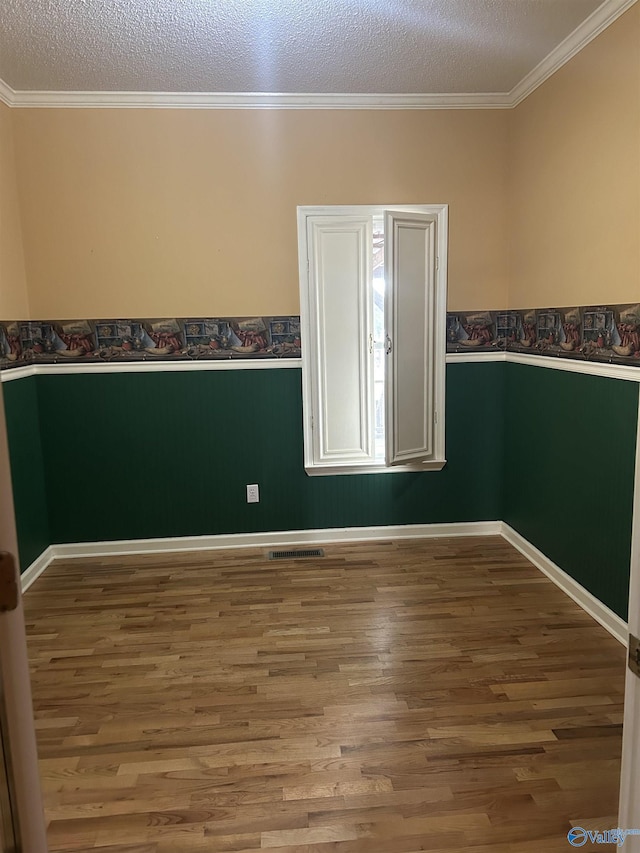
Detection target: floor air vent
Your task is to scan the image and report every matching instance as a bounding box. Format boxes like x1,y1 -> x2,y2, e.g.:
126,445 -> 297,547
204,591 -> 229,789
268,548 -> 325,560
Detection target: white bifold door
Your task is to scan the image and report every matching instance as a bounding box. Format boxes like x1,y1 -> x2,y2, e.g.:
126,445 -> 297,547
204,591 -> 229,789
299,204 -> 447,476
383,210 -> 437,466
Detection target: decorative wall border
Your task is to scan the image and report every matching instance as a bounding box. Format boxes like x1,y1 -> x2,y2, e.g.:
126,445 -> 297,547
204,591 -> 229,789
446,303 -> 640,370
4,303 -> 640,379
0,315 -> 301,373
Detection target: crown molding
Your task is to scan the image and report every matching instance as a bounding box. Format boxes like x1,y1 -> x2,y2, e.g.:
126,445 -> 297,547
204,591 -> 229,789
0,0 -> 635,110
0,77 -> 14,107
4,90 -> 511,110
509,0 -> 638,106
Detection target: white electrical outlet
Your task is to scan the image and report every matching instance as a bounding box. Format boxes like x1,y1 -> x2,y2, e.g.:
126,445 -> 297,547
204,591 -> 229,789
246,484 -> 260,503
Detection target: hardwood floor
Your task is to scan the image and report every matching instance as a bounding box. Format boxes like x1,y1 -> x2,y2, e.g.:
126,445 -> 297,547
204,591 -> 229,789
23,536 -> 626,852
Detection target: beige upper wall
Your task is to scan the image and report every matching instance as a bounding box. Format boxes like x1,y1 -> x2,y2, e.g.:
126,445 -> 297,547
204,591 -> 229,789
9,5 -> 636,320
509,3 -> 640,309
11,108 -> 509,318
0,101 -> 29,319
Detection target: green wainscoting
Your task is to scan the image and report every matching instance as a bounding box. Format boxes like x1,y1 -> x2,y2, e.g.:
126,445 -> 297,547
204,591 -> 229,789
504,361 -> 638,619
31,362 -> 504,546
3,376 -> 50,572
5,359 -> 637,619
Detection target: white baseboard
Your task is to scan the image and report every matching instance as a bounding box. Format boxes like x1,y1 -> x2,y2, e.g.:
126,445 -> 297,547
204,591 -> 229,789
20,546 -> 55,593
49,520 -> 501,559
20,521 -> 628,646
501,523 -> 628,646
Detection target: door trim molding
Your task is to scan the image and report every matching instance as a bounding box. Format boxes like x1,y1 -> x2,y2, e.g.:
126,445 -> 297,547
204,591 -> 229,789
617,394 -> 640,826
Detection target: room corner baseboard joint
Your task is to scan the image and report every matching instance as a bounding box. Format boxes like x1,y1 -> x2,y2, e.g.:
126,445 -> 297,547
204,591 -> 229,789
21,521 -> 628,646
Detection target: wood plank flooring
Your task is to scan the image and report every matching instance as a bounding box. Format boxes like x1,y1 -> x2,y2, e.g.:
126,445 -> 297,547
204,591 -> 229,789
23,536 -> 626,852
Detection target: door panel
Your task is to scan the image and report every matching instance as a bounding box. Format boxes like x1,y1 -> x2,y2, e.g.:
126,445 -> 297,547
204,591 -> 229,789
0,385 -> 47,852
305,216 -> 375,466
384,211 -> 436,466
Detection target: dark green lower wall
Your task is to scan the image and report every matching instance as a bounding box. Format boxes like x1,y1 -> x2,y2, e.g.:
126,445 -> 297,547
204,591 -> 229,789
35,362 -> 503,544
504,362 -> 638,619
3,377 -> 50,572
4,361 -> 637,621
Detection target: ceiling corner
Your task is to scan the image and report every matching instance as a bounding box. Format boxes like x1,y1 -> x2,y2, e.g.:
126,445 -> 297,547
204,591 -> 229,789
0,78 -> 15,107
0,0 -> 636,112
509,0 -> 638,106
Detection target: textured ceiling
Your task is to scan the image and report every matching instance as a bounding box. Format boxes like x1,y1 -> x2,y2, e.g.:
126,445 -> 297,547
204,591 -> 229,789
0,0 -> 605,94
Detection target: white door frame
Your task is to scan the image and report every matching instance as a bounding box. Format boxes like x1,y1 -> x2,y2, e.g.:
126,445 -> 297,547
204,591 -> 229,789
0,385 -> 47,853
618,393 -> 640,846
0,651 -> 21,852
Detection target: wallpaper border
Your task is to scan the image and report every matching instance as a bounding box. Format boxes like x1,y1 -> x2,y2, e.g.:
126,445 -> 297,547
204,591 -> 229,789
0,315 -> 301,372
3,303 -> 640,375
447,303 -> 640,368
